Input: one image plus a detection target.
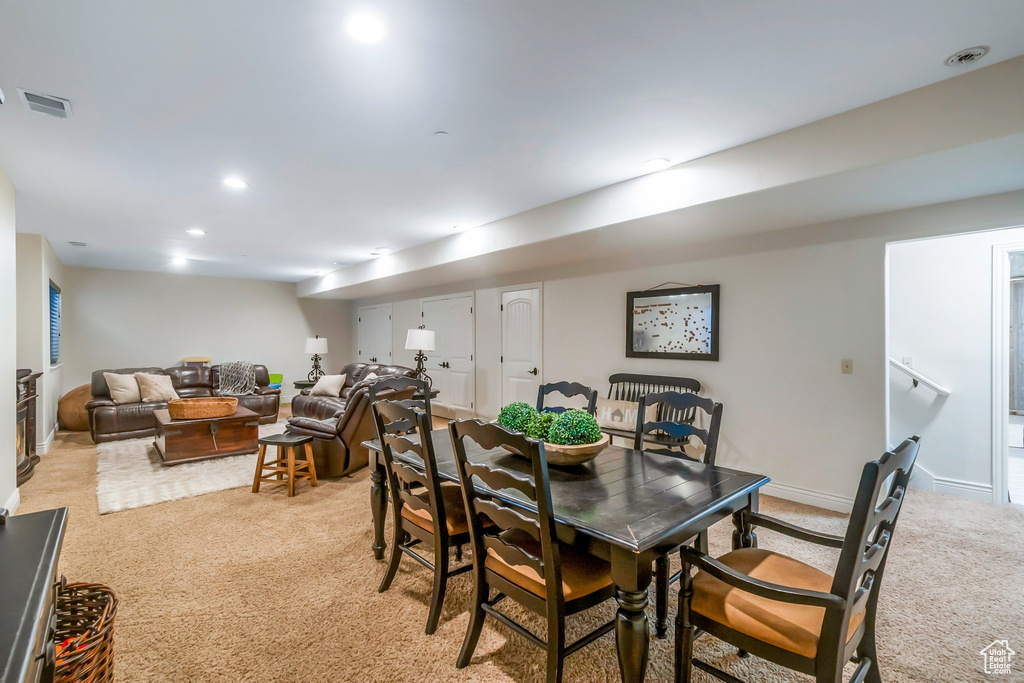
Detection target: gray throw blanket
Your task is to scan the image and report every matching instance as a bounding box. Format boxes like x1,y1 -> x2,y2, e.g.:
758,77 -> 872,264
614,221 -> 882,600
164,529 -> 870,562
217,361 -> 256,395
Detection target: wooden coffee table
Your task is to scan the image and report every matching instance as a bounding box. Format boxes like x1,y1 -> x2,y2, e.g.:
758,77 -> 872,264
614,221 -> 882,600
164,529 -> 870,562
153,407 -> 260,466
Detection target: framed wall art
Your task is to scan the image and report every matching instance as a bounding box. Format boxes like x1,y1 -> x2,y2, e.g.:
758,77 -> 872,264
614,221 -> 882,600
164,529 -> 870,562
625,284 -> 720,360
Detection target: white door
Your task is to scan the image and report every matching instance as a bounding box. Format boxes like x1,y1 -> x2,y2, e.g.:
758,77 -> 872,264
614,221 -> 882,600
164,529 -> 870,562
445,296 -> 475,412
357,305 -> 392,364
421,299 -> 449,402
502,288 -> 542,407
421,295 -> 475,414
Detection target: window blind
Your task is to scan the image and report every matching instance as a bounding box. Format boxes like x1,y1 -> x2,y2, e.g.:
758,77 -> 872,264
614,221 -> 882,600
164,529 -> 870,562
49,283 -> 61,364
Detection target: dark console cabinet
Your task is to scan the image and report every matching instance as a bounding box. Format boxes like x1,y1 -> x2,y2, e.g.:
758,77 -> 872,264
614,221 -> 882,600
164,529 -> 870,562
0,508 -> 67,683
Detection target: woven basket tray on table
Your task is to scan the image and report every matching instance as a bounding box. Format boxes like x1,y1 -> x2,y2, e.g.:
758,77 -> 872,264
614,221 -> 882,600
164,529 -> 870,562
54,580 -> 118,683
167,397 -> 238,420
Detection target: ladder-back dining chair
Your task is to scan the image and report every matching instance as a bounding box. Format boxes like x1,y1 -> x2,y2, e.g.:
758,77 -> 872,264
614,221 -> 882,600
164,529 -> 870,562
536,381 -> 598,415
634,390 -> 724,638
449,418 -> 616,683
369,375 -> 432,424
370,399 -> 470,634
676,435 -> 921,683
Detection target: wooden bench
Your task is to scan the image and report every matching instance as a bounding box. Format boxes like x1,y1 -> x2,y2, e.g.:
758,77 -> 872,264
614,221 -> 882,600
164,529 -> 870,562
601,373 -> 702,447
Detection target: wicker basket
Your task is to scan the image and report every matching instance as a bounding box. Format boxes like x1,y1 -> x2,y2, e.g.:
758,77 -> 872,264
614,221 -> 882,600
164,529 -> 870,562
167,396 -> 238,420
54,580 -> 118,683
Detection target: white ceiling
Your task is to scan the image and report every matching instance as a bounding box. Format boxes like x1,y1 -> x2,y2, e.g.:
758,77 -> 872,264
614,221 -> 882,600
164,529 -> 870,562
2,0 -> 1024,281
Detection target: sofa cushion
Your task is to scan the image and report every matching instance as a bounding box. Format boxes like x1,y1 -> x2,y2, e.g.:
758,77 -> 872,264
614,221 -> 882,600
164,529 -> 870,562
311,374 -> 346,397
136,373 -> 180,403
103,372 -> 141,404
92,367 -> 165,399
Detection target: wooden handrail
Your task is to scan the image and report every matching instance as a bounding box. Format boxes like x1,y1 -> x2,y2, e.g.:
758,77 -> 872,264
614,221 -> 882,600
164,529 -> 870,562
888,358 -> 951,397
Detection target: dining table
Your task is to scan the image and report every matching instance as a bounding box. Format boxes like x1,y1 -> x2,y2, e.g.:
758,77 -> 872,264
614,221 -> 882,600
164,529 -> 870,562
363,430 -> 769,682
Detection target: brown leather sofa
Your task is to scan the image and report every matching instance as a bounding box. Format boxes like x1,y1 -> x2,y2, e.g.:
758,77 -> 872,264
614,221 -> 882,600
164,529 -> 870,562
86,364 -> 280,443
287,363 -> 415,477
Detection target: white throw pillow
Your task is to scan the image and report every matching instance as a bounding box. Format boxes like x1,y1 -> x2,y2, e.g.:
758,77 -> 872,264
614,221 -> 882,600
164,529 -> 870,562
594,397 -> 656,431
135,373 -> 179,403
104,372 -> 142,404
310,374 -> 346,397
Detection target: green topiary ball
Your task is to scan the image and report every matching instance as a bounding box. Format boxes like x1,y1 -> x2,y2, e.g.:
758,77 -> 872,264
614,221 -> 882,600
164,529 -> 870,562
497,402 -> 538,433
547,409 -> 603,445
525,411 -> 558,440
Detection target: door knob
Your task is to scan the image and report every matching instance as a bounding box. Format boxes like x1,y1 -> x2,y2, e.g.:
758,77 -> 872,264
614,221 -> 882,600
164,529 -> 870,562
528,367 -> 538,375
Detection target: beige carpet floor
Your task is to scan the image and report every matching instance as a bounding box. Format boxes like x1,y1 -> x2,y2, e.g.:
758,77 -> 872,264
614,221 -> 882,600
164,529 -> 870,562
16,430 -> 1024,682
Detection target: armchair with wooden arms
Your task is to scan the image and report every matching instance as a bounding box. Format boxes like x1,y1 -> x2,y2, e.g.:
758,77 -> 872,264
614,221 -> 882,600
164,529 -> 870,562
675,435 -> 921,683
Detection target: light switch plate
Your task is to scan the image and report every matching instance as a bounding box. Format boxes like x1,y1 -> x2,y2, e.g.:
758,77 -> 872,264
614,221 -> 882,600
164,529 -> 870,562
841,359 -> 853,374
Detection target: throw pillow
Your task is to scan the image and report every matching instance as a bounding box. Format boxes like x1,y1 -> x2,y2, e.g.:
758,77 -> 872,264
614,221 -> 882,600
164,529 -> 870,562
103,372 -> 142,405
310,374 -> 346,397
594,397 -> 656,431
135,373 -> 179,403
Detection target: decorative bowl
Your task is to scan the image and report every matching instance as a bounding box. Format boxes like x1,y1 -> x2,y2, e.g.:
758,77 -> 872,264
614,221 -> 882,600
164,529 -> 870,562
541,433 -> 610,467
167,397 -> 238,420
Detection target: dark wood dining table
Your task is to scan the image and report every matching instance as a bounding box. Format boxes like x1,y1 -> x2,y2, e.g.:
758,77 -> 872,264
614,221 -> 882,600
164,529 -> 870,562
364,430 -> 769,682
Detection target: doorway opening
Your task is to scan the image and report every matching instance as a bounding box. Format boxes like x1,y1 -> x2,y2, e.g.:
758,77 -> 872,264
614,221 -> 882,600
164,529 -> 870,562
886,226 -> 1024,507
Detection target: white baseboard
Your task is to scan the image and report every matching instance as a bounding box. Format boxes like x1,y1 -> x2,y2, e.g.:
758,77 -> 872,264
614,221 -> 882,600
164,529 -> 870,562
932,476 -> 993,501
2,487 -> 20,515
37,426 -> 56,455
760,481 -> 854,514
909,464 -> 993,502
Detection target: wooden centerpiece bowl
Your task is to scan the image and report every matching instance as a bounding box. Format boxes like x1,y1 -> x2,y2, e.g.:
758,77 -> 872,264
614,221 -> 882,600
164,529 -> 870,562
542,433 -> 610,467
167,397 -> 238,420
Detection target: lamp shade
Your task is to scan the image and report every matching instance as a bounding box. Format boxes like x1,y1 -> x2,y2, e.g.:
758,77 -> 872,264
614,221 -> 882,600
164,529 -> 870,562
305,337 -> 328,354
405,328 -> 436,352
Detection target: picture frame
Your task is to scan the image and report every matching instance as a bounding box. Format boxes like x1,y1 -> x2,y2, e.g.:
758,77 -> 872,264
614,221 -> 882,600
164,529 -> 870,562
625,284 -> 720,360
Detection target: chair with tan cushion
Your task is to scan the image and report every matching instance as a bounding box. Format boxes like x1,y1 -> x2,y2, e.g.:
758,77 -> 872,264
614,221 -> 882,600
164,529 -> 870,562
449,418 -> 616,683
371,399 -> 471,635
676,435 -> 921,683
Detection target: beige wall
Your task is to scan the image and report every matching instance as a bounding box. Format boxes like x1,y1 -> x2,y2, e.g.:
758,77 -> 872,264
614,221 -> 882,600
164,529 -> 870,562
62,267 -> 353,402
16,233 -> 64,451
0,167 -> 18,511
351,190 -> 1024,511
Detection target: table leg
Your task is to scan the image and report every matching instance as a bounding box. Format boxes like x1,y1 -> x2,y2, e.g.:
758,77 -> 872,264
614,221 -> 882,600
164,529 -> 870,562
369,451 -> 388,560
611,546 -> 652,682
732,491 -> 759,550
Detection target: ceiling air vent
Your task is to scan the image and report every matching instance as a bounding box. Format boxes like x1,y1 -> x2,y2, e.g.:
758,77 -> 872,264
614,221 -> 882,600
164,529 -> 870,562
19,90 -> 72,118
945,46 -> 990,66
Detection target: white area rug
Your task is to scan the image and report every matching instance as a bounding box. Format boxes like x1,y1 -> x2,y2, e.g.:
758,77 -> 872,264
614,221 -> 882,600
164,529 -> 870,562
95,421 -> 287,514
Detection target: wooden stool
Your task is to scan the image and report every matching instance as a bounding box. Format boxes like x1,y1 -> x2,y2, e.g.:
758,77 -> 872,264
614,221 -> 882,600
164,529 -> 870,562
252,433 -> 317,497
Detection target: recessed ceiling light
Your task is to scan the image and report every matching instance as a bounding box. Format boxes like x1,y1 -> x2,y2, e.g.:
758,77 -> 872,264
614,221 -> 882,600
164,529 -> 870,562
945,46 -> 990,66
186,228 -> 206,236
172,257 -> 187,267
68,241 -> 87,247
223,176 -> 248,190
370,247 -> 391,256
434,131 -> 449,138
643,158 -> 672,172
346,12 -> 386,43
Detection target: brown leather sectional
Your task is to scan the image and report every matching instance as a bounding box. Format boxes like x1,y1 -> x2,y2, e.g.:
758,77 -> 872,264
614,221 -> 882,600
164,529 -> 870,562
287,363 -> 415,477
86,364 -> 280,443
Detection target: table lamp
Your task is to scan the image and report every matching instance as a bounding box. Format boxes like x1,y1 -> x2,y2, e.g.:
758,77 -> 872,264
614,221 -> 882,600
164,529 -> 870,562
405,327 -> 436,387
305,335 -> 328,381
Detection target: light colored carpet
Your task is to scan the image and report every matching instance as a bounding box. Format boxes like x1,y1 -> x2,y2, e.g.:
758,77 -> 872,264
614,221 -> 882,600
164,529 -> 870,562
95,421 -> 286,514
17,431 -> 1024,682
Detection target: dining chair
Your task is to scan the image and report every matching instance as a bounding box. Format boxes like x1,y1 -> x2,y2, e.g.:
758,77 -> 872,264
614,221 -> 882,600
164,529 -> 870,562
370,399 -> 470,634
449,418 -> 616,683
536,381 -> 598,415
368,375 -> 432,424
634,390 -> 724,638
676,435 -> 921,683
